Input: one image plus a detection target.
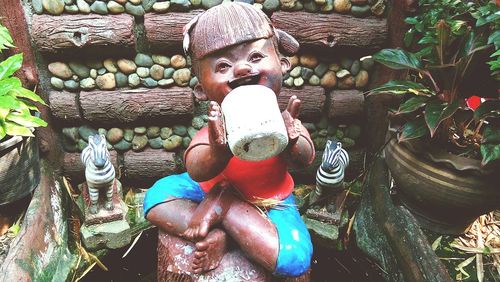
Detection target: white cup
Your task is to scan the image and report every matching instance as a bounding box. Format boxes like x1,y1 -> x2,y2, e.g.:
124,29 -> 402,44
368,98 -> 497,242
221,85 -> 289,161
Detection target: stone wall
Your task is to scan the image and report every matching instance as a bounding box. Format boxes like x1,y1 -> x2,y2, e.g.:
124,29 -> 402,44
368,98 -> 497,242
26,0 -> 389,187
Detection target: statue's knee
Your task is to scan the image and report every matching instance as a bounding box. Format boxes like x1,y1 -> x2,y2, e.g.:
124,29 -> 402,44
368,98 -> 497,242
274,239 -> 312,277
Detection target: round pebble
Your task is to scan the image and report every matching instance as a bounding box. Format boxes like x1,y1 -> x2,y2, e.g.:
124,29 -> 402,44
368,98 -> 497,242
115,72 -> 128,87
170,0 -> 191,11
172,125 -> 187,137
152,1 -> 170,12
124,128 -> 134,142
128,73 -> 140,88
340,57 -> 354,69
370,0 -> 385,16
125,2 -> 145,16
329,63 -> 341,72
355,70 -> 369,88
134,127 -> 147,134
164,67 -> 175,78
135,53 -> 154,67
336,69 -> 350,79
321,0 -> 334,12
263,0 -> 279,11
300,54 -> 319,69
68,61 -> 90,78
96,73 -> 116,90
173,68 -> 191,86
293,77 -> 304,87
49,62 -> 73,79
158,78 -> 175,87
350,60 -> 361,76
142,0 -> 156,11
80,77 -> 96,90
288,55 -> 299,67
149,137 -> 163,149
114,139 -> 132,151
33,0 -> 44,14
201,0 -> 223,9
290,66 -> 302,78
187,127 -> 198,139
51,77 -> 64,90
303,1 -> 318,12
163,135 -> 183,151
314,63 -> 329,77
147,126 -> 161,138
284,77 -> 294,87
142,78 -> 158,88
42,0 -> 65,15
130,0 -> 141,4
320,71 -> 337,88
63,127 -> 80,143
301,67 -> 314,80
86,60 -> 103,69
360,56 -> 374,70
79,125 -> 98,142
182,137 -> 192,148
189,76 -> 199,88
97,68 -> 107,75
90,69 -> 97,79
338,76 -> 355,89
351,4 -> 371,17
191,116 -> 205,129
280,0 -> 295,9
333,0 -> 351,13
137,67 -> 150,78
309,75 -> 320,86
160,127 -> 173,139
103,59 -> 118,73
107,128 -> 124,144
90,1 -> 108,14
170,55 -> 187,69
117,59 -> 137,74
150,64 -> 165,80
65,4 -> 79,13
152,55 -> 170,66
76,0 -> 91,13
77,139 -> 88,152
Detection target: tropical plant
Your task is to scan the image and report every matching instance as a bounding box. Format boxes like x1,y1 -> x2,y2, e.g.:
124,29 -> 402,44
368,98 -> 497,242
369,0 -> 500,166
0,22 -> 46,141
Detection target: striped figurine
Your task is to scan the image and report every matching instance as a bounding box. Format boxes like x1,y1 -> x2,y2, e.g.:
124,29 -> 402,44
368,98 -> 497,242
310,139 -> 349,204
81,134 -> 116,214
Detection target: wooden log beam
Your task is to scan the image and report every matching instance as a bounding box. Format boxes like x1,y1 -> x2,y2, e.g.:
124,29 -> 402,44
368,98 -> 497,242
271,12 -> 387,50
31,14 -> 135,53
49,91 -> 82,122
329,90 -> 364,119
145,11 -> 387,51
63,151 -> 119,184
144,11 -> 202,51
123,149 -> 178,181
279,86 -> 325,122
79,87 -> 194,124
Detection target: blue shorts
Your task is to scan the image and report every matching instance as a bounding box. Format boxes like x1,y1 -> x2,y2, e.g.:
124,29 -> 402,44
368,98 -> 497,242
144,172 -> 313,277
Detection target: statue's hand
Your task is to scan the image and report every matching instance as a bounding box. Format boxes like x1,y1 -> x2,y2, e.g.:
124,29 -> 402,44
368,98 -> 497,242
282,95 -> 302,143
208,101 -> 227,150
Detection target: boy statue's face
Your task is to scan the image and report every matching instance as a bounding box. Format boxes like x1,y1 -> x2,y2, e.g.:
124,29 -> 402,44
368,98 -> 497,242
195,38 -> 291,105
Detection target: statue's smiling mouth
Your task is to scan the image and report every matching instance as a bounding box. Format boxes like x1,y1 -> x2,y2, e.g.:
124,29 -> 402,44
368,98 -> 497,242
228,74 -> 261,89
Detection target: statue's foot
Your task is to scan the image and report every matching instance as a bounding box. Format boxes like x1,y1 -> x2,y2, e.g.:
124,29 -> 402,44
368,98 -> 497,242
89,204 -> 98,214
192,228 -> 227,274
105,200 -> 113,211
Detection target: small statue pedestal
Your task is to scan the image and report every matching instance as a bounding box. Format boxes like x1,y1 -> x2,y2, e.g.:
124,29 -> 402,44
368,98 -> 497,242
78,179 -> 131,250
157,231 -> 310,282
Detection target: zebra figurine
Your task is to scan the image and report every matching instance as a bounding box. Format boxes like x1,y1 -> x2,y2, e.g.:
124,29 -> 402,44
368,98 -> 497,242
81,134 -> 116,214
310,139 -> 349,204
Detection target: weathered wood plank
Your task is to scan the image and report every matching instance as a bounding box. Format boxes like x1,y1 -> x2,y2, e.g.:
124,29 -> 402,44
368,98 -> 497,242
271,12 -> 387,49
49,91 -> 82,122
31,14 -> 135,53
329,90 -> 364,119
63,151 -> 119,184
145,11 -> 387,51
279,86 -> 325,122
123,149 -> 178,181
79,87 -> 194,124
144,11 -> 203,51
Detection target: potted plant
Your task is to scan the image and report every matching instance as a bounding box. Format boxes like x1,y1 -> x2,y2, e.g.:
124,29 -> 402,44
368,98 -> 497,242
369,0 -> 500,234
0,22 -> 47,205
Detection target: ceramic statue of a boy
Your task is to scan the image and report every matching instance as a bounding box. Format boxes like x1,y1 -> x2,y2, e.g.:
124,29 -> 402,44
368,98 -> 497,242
144,2 -> 315,278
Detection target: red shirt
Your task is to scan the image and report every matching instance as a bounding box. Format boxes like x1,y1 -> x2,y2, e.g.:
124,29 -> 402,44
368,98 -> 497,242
187,128 -> 294,203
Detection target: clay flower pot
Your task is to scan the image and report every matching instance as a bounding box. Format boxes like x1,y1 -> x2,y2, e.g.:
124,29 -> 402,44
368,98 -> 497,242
384,138 -> 500,234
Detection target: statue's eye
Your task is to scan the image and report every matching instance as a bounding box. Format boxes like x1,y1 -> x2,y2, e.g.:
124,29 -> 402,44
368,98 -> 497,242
215,62 -> 230,73
249,52 -> 264,63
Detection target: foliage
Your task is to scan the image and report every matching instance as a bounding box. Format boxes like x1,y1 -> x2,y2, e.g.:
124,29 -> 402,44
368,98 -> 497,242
0,23 -> 46,141
370,0 -> 500,166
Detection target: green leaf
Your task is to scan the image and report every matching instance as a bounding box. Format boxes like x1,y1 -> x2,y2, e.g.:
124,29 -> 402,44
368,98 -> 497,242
0,108 -> 8,120
0,53 -> 22,81
404,17 -> 419,24
4,120 -> 33,137
6,112 -> 47,128
0,25 -> 14,52
488,30 -> 500,49
398,117 -> 429,142
432,236 -> 442,251
482,126 -> 500,144
424,100 -> 459,137
404,30 -> 414,48
372,49 -> 423,71
436,20 -> 450,64
474,100 -> 500,120
480,143 -> 500,166
369,80 -> 433,96
0,77 -> 22,96
0,123 -> 5,140
10,88 -> 46,105
397,96 -> 429,114
0,94 -> 21,109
